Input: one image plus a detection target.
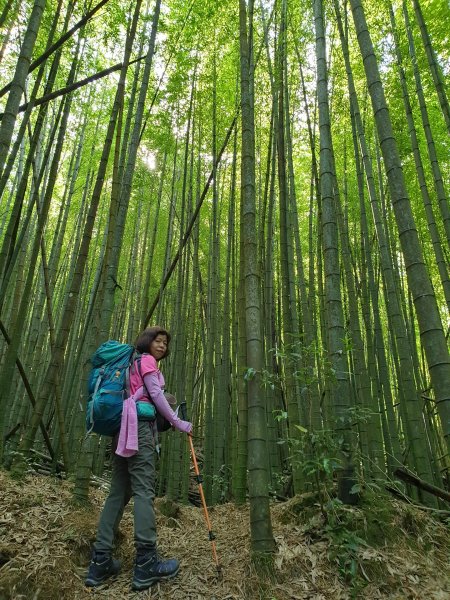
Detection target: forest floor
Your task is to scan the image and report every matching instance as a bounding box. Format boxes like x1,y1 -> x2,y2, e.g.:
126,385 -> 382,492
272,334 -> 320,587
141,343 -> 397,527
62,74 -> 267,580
0,470 -> 449,600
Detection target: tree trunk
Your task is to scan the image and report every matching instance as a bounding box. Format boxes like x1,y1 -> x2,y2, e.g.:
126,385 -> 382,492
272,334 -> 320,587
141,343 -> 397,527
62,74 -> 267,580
100,0 -> 161,337
350,0 -> 450,456
239,0 -> 275,558
314,0 -> 355,503
389,2 -> 450,312
13,0 -> 143,471
0,0 -> 46,176
402,0 -> 450,249
412,0 -> 450,135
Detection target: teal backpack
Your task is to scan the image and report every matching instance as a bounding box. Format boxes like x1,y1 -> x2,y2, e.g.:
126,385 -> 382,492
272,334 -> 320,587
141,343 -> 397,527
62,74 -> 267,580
85,340 -> 175,436
86,341 -> 137,436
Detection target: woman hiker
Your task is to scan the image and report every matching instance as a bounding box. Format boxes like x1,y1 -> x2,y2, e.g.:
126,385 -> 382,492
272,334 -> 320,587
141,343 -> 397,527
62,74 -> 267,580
85,326 -> 193,591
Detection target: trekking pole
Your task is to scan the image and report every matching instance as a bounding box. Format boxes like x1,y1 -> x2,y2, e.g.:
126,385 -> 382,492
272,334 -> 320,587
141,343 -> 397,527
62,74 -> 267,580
180,402 -> 221,576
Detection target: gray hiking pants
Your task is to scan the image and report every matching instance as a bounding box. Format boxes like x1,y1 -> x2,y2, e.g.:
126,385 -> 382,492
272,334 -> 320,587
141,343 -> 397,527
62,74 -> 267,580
94,421 -> 157,553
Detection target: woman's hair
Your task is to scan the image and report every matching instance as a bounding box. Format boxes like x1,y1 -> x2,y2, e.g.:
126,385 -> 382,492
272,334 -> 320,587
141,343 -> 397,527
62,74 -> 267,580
134,326 -> 171,358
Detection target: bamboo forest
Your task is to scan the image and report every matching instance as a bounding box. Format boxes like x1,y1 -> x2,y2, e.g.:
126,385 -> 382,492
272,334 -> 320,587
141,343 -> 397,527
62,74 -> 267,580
0,0 -> 449,598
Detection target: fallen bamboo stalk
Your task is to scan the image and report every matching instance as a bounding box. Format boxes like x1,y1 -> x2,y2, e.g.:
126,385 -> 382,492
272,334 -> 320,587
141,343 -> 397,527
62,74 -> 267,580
394,468 -> 450,504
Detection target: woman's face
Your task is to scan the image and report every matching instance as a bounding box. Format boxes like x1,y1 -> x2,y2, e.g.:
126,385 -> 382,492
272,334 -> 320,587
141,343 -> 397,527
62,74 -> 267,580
149,334 -> 168,360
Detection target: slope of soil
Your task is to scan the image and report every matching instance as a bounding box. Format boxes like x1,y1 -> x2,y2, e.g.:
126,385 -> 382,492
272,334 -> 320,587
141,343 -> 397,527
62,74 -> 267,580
0,471 -> 449,599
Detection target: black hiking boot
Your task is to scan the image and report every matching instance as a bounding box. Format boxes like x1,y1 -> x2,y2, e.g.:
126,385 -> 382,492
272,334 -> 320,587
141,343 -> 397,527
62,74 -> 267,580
85,551 -> 121,587
132,550 -> 180,591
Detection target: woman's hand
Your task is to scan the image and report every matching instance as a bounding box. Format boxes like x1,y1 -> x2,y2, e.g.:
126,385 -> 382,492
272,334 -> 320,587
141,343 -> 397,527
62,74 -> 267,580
175,420 -> 193,434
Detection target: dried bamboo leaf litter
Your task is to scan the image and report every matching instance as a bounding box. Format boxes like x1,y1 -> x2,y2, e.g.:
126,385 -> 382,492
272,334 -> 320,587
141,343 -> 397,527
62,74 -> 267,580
0,471 -> 449,599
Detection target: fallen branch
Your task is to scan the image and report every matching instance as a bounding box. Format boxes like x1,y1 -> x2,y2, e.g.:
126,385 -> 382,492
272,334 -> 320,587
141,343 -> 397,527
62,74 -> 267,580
29,448 -> 64,471
393,467 -> 450,504
385,485 -> 450,518
0,55 -> 145,119
386,485 -> 450,518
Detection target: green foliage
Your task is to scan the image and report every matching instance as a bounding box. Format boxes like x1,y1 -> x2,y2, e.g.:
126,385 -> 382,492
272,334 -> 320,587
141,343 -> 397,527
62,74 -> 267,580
290,425 -> 341,478
281,487 -> 425,594
335,405 -> 374,428
263,338 -> 329,395
324,500 -> 369,591
211,466 -> 231,503
244,366 -> 257,381
267,338 -> 374,455
320,488 -> 414,593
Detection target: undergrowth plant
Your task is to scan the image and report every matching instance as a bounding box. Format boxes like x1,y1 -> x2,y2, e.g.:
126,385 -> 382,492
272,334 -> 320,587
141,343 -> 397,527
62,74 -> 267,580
265,339 -> 379,592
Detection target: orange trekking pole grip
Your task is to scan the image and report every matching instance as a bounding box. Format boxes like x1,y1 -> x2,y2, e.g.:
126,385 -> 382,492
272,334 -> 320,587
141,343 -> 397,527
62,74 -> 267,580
180,403 -> 221,575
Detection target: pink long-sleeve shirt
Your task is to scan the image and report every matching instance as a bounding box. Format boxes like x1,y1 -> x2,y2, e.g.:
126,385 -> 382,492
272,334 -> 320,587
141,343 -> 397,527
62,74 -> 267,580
129,354 -> 192,434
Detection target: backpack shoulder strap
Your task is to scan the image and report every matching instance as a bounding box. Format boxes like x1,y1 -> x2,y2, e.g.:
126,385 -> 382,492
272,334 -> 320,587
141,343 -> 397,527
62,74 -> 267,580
125,349 -> 140,396
137,354 -> 151,396
134,352 -> 151,379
